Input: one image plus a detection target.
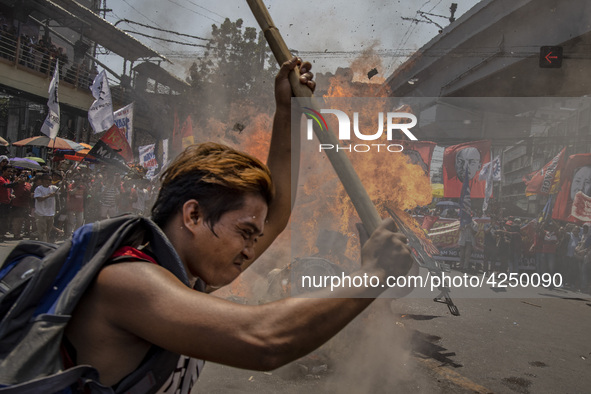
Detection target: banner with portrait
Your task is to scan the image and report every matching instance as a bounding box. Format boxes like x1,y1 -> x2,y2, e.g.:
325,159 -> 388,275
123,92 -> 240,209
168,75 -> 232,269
552,153 -> 591,223
442,140 -> 491,198
571,192 -> 591,222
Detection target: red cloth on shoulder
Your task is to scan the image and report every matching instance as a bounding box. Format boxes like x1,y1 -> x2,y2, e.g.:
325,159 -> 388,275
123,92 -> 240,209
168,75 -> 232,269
110,246 -> 158,265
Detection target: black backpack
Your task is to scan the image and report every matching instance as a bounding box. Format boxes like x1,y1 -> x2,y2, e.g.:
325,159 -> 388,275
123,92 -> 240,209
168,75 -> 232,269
0,215 -> 191,393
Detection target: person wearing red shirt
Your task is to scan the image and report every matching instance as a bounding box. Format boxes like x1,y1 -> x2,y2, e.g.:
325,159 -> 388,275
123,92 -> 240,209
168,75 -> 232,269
66,175 -> 86,236
530,224 -> 546,274
10,170 -> 32,240
0,165 -> 18,241
539,222 -> 559,289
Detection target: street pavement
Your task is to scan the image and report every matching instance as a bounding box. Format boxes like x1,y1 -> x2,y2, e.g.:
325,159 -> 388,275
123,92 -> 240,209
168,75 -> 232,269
1,241 -> 589,393
195,268 -> 591,394
196,290 -> 591,393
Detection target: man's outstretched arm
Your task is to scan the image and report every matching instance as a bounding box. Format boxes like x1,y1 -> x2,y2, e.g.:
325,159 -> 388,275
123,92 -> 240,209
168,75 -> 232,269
97,218 -> 412,371
251,57 -> 314,262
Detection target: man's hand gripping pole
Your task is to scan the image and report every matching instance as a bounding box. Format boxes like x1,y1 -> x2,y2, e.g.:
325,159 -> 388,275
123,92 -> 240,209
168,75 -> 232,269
246,0 -> 382,236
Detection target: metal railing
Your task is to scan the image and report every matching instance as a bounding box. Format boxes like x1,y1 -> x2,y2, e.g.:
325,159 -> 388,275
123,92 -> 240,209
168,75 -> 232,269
0,32 -> 97,92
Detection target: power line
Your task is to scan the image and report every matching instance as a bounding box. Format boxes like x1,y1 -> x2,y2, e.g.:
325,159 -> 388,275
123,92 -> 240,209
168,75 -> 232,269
160,52 -> 207,59
117,19 -> 211,42
163,0 -> 223,23
119,0 -> 167,30
181,0 -> 225,19
111,4 -> 173,52
295,47 -> 550,59
111,0 -> 223,55
121,31 -> 209,48
384,0 -> 446,76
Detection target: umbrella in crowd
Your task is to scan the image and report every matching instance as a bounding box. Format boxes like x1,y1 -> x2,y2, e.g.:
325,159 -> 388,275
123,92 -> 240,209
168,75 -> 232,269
436,200 -> 460,208
64,154 -> 97,162
12,136 -> 84,151
75,148 -> 91,157
25,156 -> 45,164
9,157 -> 42,171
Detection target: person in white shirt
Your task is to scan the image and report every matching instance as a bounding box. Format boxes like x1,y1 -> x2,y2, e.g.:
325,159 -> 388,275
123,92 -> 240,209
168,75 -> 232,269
34,173 -> 59,242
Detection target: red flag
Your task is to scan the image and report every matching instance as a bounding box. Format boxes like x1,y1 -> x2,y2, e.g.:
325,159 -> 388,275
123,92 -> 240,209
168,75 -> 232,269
524,148 -> 565,196
180,115 -> 195,150
99,124 -> 133,162
171,109 -> 181,156
393,140 -> 436,175
86,125 -> 131,172
552,153 -> 591,223
443,140 -> 491,198
421,215 -> 439,231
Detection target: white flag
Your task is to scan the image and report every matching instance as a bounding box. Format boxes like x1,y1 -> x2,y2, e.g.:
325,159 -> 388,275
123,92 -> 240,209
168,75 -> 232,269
88,70 -> 114,133
491,155 -> 501,181
139,144 -> 157,168
479,160 -> 492,181
40,61 -> 60,139
114,103 -> 134,147
480,155 -> 501,212
139,144 -> 159,180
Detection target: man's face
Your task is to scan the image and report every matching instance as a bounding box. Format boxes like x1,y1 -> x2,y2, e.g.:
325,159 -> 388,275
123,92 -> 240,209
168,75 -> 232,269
189,193 -> 268,288
570,165 -> 591,200
455,147 -> 481,182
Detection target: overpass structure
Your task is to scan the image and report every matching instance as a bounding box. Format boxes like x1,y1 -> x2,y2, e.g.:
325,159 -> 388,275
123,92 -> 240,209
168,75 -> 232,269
385,0 -> 591,99
383,0 -> 591,213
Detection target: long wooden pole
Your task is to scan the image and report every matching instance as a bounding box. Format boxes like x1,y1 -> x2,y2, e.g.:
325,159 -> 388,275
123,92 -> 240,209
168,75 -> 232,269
246,0 -> 382,234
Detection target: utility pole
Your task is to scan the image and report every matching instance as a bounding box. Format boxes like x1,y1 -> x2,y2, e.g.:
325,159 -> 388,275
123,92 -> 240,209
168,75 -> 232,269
97,0 -> 112,19
401,3 -> 458,32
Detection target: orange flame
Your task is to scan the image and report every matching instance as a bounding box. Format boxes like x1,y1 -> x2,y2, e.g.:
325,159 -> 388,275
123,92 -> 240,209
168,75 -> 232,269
291,63 -> 431,264
188,49 -> 432,298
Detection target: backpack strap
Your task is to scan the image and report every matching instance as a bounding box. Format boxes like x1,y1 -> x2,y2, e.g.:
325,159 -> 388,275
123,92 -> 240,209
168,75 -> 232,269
0,365 -> 107,394
113,347 -> 181,394
0,216 -> 195,393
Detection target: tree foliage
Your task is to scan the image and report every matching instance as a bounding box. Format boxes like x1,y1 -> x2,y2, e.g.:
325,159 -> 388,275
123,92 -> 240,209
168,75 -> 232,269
186,18 -> 278,117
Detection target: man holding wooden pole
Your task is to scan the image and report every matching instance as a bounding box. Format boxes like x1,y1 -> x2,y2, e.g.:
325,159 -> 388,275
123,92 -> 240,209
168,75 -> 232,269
57,56 -> 412,394
2,6 -> 413,394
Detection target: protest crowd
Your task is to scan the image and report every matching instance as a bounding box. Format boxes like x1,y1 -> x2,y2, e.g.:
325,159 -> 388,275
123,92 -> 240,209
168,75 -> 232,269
0,154 -> 157,244
413,204 -> 591,295
2,135 -> 591,297
1,2 -> 591,393
407,141 -> 591,295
